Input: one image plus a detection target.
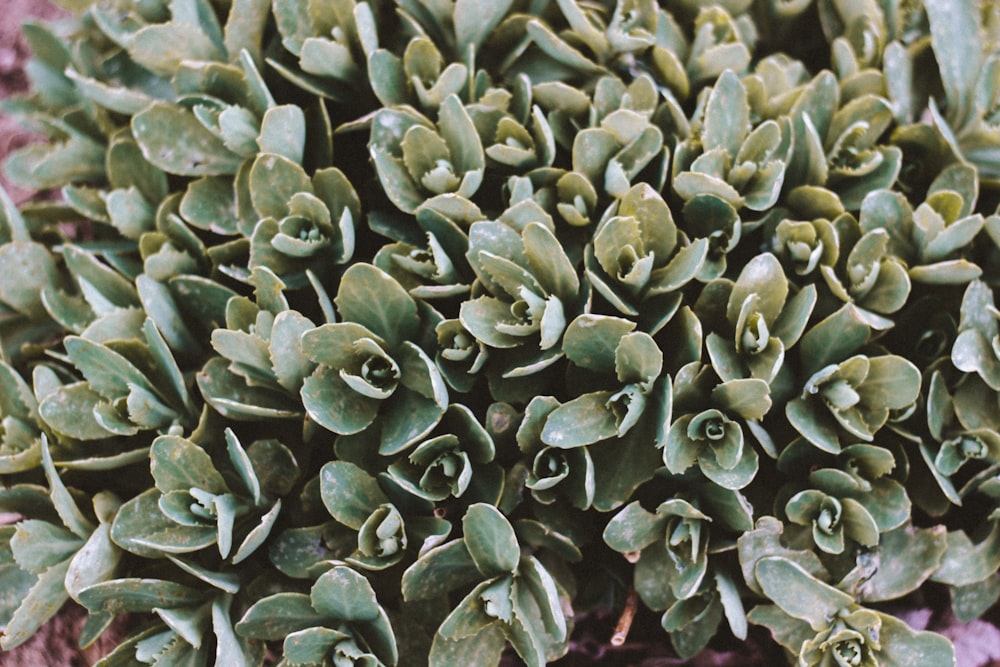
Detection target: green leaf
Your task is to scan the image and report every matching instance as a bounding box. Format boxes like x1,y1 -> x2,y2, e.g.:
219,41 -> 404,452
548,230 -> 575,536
301,366 -> 380,435
311,566 -> 381,622
727,253 -> 787,327
662,594 -> 722,659
150,436 -> 228,495
716,569 -> 747,640
401,540 -> 480,601
755,557 -> 853,631
110,488 -> 214,559
711,379 -> 772,421
249,152 -> 312,219
65,523 -> 122,603
0,183 -> 29,242
861,524 -> 946,603
136,275 -> 201,357
180,176 -> 239,235
320,461 -> 389,530
0,558 -> 71,650
198,357 -> 302,420
258,105 -> 306,164
951,576 -> 1000,623
463,503 -> 520,576
378,386 -> 447,456
877,610 -> 956,666
786,397 -> 841,453
41,435 -> 95,538
603,501 -> 666,553
703,70 -> 749,156
0,528 -> 37,631
335,263 -> 419,349
591,391 -> 667,511
166,556 -> 239,594
925,0 -> 981,125
455,0 -> 513,52
438,582 -> 494,640
236,592 -> 323,640
798,305 -> 870,376
10,520 -> 82,574
615,332 -> 662,387
232,500 -> 281,564
64,336 -> 156,401
283,627 -> 346,665
78,578 -> 205,614
0,241 -> 59,318
132,103 -> 244,176
932,524 -> 1000,587
540,392 -> 618,448
429,623 -> 506,667
522,222 -> 579,304
746,604 -> 814,654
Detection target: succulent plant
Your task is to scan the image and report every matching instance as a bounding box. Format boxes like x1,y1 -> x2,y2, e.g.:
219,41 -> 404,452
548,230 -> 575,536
11,0 -> 1000,664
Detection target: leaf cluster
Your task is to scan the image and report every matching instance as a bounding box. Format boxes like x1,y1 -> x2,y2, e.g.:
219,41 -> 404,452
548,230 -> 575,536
3,0 -> 1000,665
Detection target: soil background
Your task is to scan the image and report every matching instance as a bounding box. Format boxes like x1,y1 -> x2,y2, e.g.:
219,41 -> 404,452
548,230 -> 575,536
1,1 -> 1000,665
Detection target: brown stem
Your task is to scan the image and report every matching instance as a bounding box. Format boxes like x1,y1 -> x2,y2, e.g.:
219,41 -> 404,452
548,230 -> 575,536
610,587 -> 639,647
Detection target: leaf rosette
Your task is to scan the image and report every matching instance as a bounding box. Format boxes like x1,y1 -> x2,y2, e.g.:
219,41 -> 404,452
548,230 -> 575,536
749,558 -> 955,667
540,317 -> 671,509
779,442 -> 911,536
888,0 -> 1000,184
199,267 -> 316,422
237,565 -> 398,667
369,94 -> 485,215
566,85 -> 665,200
926,369 -> 1000,484
698,251 -> 817,385
370,35 -> 468,113
434,318 -> 489,392
245,153 -> 360,287
774,217 -> 840,277
461,217 -> 583,379
604,499 -> 712,602
673,70 -> 791,214
604,496 -> 751,659
401,504 -> 569,667
665,409 -> 758,490
271,0 -> 378,104
320,462 -> 421,571
301,264 -> 448,456
386,403 -> 499,503
373,233 -> 471,301
859,178 -> 985,286
819,214 -> 911,330
585,183 -> 708,326
781,71 -> 902,211
786,354 -> 921,454
111,430 -> 295,563
0,439 -> 121,650
516,395 -> 595,510
784,486 -> 879,555
668,5 -> 755,89
39,319 -> 199,441
662,360 -> 772,488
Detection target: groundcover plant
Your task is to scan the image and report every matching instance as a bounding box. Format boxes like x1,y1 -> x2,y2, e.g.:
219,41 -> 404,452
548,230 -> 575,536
3,0 -> 1000,664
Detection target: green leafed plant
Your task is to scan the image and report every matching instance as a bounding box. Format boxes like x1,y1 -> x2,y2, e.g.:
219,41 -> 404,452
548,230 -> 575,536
10,0 -> 1000,664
